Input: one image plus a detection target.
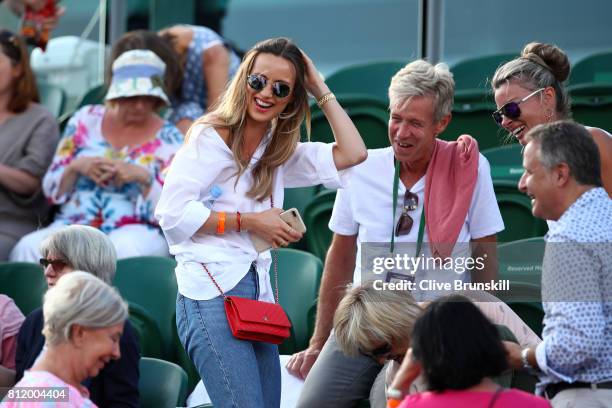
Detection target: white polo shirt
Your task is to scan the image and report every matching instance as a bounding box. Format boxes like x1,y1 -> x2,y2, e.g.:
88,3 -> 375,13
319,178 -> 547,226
329,147 -> 504,300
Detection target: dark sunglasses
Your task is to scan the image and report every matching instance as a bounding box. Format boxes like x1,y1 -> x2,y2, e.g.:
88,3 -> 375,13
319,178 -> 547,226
395,191 -> 419,237
39,258 -> 68,272
247,74 -> 291,98
492,88 -> 545,126
359,344 -> 404,363
0,30 -> 21,62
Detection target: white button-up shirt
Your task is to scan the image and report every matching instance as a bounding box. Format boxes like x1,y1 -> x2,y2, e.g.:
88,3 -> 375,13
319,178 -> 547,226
155,125 -> 349,301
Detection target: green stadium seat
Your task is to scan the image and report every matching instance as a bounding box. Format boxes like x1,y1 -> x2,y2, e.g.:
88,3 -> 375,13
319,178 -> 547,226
450,53 -> 517,91
149,0 -> 195,30
497,237 -> 544,286
38,82 -> 67,118
128,302 -> 164,359
482,144 -> 523,182
569,83 -> 612,131
303,188 -> 337,261
325,60 -> 407,104
496,281 -> 544,336
570,50 -> 612,85
0,262 -> 47,315
139,357 -> 188,408
114,256 -> 178,359
271,248 -> 323,353
284,186 -> 319,250
493,180 -> 548,243
76,84 -> 107,108
444,97 -> 507,152
309,94 -> 389,149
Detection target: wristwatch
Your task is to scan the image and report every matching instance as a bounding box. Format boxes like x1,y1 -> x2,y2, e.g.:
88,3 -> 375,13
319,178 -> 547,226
521,347 -> 539,374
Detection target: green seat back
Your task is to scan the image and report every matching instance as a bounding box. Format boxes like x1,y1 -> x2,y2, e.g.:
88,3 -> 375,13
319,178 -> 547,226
325,60 -> 407,104
482,144 -> 523,182
38,82 -> 67,118
570,50 -> 612,85
139,357 -> 188,408
114,256 -> 178,359
496,281 -> 544,336
128,302 -> 164,359
569,84 -> 612,131
0,262 -> 47,315
450,53 -> 517,91
444,100 -> 506,151
77,84 -> 107,108
498,237 -> 545,286
493,180 -> 548,242
271,248 -> 323,353
303,189 -> 337,261
309,94 -> 389,149
284,186 -> 319,251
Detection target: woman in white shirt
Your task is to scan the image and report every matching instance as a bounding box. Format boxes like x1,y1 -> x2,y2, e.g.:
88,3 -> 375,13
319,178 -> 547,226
155,37 -> 367,408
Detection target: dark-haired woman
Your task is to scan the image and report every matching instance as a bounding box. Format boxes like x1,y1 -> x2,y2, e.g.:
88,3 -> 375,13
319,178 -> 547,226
0,30 -> 59,260
159,25 -> 241,133
156,37 -> 367,407
389,295 -> 550,408
492,42 -> 612,196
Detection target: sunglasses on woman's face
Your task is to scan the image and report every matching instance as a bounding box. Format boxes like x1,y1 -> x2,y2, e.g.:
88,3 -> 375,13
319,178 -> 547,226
395,191 -> 419,237
359,344 -> 404,363
39,258 -> 68,273
247,74 -> 291,98
492,88 -> 545,126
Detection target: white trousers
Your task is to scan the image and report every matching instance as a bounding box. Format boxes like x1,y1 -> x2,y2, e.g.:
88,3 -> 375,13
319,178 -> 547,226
9,222 -> 169,262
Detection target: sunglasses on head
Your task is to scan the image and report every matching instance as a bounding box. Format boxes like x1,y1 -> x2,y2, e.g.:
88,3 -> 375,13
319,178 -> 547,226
395,191 -> 419,237
492,88 -> 545,126
39,257 -> 68,272
247,74 -> 291,98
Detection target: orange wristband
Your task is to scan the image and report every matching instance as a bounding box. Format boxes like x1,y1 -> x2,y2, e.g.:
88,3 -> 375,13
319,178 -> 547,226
216,211 -> 226,235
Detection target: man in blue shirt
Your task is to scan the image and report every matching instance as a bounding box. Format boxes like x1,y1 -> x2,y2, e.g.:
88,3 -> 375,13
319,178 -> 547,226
505,121 -> 612,407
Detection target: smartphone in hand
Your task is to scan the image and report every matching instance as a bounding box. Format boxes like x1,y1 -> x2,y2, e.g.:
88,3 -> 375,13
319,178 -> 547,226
250,208 -> 307,253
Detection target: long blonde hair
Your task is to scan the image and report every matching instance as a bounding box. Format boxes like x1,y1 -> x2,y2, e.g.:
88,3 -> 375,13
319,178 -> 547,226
190,37 -> 311,201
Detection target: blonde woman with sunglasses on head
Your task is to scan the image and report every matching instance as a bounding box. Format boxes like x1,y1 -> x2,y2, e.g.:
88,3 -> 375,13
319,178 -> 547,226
492,42 -> 612,196
155,37 -> 367,407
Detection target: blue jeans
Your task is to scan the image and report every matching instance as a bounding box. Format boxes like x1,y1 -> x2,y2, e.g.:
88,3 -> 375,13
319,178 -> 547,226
176,266 -> 281,408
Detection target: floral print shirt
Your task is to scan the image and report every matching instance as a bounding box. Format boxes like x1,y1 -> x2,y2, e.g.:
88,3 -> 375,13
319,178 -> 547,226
42,105 -> 183,233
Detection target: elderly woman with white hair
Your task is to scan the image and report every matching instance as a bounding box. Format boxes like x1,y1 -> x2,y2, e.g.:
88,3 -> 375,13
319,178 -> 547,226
14,225 -> 140,407
9,48 -> 184,262
3,272 -> 128,407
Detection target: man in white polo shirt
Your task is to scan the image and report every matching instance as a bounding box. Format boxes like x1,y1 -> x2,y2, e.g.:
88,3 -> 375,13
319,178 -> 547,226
287,60 -> 504,407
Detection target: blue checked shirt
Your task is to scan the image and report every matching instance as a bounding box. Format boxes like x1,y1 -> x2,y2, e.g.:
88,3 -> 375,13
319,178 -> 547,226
535,187 -> 612,394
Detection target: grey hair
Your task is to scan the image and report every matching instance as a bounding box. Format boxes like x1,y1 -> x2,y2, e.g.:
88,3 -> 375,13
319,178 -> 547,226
388,59 -> 455,122
42,271 -> 128,346
492,42 -> 571,119
334,282 -> 422,357
525,120 -> 602,187
40,225 -> 117,284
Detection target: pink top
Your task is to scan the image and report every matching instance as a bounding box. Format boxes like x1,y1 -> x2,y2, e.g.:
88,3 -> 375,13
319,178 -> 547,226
2,370 -> 97,407
0,294 -> 25,369
398,389 -> 550,408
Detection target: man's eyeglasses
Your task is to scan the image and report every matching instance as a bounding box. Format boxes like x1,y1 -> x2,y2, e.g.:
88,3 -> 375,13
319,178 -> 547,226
395,191 -> 418,237
359,344 -> 404,363
247,74 -> 291,99
39,258 -> 68,272
491,88 -> 545,126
